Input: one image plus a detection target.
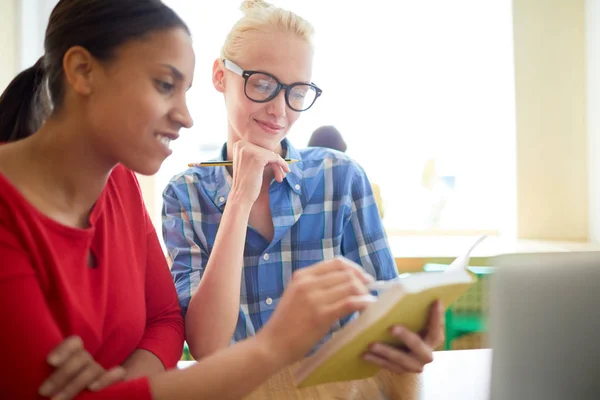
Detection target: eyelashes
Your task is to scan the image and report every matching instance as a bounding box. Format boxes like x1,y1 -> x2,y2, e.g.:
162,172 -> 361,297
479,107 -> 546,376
154,79 -> 175,95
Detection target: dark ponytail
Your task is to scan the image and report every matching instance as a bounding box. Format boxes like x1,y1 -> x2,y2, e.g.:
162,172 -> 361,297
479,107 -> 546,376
0,57 -> 48,142
0,0 -> 188,143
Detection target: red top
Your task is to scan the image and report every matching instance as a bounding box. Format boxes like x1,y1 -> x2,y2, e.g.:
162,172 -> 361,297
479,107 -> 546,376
0,165 -> 184,399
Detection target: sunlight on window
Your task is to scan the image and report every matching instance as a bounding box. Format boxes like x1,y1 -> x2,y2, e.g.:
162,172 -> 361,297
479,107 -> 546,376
159,0 -> 516,237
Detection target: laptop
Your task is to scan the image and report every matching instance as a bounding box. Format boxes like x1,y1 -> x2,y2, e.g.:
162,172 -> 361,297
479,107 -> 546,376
489,251 -> 600,399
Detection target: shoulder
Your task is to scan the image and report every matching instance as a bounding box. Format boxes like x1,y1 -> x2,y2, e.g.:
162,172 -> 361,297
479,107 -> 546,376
165,166 -> 220,193
298,147 -> 366,178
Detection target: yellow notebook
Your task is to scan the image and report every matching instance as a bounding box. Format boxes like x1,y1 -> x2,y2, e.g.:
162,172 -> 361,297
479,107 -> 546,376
294,236 -> 486,388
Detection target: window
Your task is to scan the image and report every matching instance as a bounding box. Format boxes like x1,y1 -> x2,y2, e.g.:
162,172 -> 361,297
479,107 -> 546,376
28,0 -> 516,238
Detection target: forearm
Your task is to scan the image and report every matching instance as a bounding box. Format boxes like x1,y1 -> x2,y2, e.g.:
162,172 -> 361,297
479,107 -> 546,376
150,335 -> 284,400
122,349 -> 166,380
186,196 -> 252,358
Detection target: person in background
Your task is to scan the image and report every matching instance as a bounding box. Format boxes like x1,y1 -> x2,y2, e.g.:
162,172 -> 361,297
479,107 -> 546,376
307,125 -> 347,152
163,0 -> 444,376
308,125 -> 385,218
0,0 -> 376,399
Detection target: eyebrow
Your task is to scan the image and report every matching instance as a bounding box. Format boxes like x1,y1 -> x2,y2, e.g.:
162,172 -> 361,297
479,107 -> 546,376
162,64 -> 184,81
161,63 -> 193,89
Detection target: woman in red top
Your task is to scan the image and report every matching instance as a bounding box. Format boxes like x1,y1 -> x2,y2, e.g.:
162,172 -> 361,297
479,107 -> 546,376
0,0 -> 377,399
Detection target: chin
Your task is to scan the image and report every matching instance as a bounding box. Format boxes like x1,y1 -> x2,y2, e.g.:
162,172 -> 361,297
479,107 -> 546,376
247,133 -> 287,151
121,158 -> 163,177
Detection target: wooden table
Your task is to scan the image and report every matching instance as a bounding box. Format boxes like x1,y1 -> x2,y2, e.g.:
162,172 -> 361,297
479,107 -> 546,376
178,349 -> 492,400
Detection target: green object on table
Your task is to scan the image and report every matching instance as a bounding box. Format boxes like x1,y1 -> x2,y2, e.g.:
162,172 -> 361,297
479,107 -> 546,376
423,263 -> 495,350
181,341 -> 193,361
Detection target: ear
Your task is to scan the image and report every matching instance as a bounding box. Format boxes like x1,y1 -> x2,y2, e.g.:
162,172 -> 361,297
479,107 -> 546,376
212,58 -> 226,93
62,46 -> 96,96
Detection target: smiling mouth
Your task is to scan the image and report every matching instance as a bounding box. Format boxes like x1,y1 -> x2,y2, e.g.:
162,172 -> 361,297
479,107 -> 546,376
255,119 -> 285,134
155,133 -> 174,150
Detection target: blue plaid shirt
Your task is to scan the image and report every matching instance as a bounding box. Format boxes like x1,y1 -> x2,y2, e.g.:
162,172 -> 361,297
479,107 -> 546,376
162,139 -> 398,346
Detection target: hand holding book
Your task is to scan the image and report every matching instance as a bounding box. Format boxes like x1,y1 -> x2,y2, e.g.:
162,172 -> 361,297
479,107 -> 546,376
361,298 -> 445,375
295,235 -> 487,387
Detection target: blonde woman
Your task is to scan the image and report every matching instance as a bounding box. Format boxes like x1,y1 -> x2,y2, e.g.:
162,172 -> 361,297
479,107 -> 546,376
163,0 -> 444,375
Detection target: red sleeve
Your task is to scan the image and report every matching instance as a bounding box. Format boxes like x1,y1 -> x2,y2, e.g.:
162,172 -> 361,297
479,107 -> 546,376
0,226 -> 153,400
124,167 -> 185,370
135,217 -> 185,369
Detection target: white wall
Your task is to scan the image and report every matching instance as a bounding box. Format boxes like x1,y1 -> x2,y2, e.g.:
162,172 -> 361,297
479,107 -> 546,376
0,0 -> 57,91
587,0 -> 600,243
19,0 -> 57,69
0,0 -> 18,90
513,0 -> 588,241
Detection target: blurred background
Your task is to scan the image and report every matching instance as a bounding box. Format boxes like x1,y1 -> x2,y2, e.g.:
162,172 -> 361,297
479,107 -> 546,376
3,0 -> 595,244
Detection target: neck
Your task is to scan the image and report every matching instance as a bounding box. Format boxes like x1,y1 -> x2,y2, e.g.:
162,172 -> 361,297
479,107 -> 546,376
22,114 -> 116,218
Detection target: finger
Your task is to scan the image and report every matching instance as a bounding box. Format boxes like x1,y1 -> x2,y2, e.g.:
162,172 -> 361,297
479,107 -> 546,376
309,269 -> 370,292
271,164 -> 285,182
326,294 -> 377,320
262,150 -> 291,172
422,300 -> 445,348
364,347 -> 422,374
300,258 -> 374,283
282,159 -> 291,173
318,278 -> 370,304
53,363 -> 104,400
39,350 -> 90,397
88,366 -> 127,391
331,257 -> 376,283
47,336 -> 84,367
267,152 -> 291,173
391,326 -> 434,365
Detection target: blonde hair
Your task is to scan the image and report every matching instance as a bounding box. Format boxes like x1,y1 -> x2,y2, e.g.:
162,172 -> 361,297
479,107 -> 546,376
221,0 -> 314,60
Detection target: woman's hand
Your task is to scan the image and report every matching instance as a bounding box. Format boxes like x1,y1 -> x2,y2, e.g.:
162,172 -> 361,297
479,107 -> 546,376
228,140 -> 291,206
39,336 -> 126,399
364,300 -> 445,374
257,257 -> 377,365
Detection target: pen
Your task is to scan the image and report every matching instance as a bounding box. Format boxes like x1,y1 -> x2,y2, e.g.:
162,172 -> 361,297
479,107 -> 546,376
188,158 -> 300,167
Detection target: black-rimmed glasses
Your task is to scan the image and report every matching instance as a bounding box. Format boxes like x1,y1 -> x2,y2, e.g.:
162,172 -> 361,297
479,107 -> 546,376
223,59 -> 322,112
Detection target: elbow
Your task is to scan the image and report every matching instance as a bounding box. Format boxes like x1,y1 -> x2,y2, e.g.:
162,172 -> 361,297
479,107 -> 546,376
185,316 -> 229,360
186,333 -> 227,360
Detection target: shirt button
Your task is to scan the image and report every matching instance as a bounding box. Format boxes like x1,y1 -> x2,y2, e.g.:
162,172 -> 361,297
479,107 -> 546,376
263,253 -> 270,261
219,196 -> 225,203
295,184 -> 300,191
265,297 -> 273,305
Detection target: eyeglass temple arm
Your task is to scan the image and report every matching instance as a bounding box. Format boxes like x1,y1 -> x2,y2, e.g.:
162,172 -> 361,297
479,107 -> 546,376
223,59 -> 244,77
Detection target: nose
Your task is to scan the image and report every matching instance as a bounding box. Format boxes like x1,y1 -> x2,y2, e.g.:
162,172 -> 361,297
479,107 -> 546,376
172,98 -> 193,129
266,89 -> 287,118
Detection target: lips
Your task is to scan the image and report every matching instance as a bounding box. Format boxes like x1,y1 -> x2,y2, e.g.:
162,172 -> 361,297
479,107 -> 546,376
154,132 -> 179,154
255,119 -> 285,135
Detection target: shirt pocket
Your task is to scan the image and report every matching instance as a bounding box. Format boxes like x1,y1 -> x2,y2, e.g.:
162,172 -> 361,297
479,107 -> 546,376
321,234 -> 343,259
290,234 -> 343,271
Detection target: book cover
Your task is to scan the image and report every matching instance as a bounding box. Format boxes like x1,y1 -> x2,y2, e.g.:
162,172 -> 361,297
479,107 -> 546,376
294,236 -> 486,388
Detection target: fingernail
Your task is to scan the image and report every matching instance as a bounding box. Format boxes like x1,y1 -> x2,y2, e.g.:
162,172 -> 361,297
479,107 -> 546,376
52,395 -> 65,400
363,273 -> 375,282
47,353 -> 61,366
39,382 -> 53,396
88,382 -> 100,391
371,344 -> 384,353
393,326 -> 404,336
364,354 -> 377,363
